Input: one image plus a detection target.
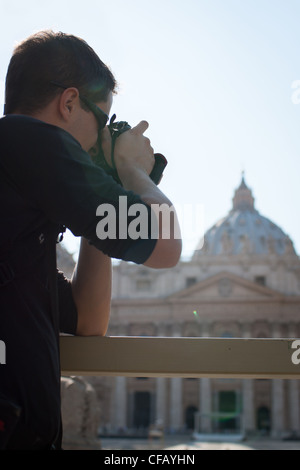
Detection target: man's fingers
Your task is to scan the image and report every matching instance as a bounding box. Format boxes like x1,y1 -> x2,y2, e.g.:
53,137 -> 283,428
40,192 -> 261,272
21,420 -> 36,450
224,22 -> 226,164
131,120 -> 149,135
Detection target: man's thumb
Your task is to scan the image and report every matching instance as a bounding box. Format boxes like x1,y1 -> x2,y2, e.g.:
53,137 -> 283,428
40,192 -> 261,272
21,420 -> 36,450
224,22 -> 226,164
131,120 -> 149,135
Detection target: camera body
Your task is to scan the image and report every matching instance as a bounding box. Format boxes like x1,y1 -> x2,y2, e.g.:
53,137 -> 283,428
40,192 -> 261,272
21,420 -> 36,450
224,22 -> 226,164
92,115 -> 167,185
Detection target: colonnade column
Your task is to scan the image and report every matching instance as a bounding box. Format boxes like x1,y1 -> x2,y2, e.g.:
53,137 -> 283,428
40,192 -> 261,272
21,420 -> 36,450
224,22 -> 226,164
242,323 -> 255,436
288,323 -> 300,436
169,323 -> 183,431
111,376 -> 127,432
110,324 -> 128,432
271,323 -> 284,438
155,323 -> 167,428
199,378 -> 212,433
199,322 -> 212,434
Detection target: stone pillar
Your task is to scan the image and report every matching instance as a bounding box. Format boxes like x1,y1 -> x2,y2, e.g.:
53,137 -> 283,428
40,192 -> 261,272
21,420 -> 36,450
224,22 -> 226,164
169,323 -> 183,432
199,378 -> 212,433
288,380 -> 300,437
288,323 -> 300,436
156,378 -> 167,427
271,323 -> 284,438
242,323 -> 255,436
199,322 -> 212,433
110,324 -> 128,432
170,377 -> 183,431
271,379 -> 284,438
111,376 -> 127,432
155,323 -> 167,428
242,380 -> 255,436
61,376 -> 101,449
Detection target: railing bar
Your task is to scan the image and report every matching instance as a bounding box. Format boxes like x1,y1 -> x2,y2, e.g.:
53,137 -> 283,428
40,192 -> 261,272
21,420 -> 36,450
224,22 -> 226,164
60,336 -> 300,379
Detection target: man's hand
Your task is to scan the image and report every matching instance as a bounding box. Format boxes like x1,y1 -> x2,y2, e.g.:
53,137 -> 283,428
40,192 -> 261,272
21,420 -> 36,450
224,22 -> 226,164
99,120 -> 155,179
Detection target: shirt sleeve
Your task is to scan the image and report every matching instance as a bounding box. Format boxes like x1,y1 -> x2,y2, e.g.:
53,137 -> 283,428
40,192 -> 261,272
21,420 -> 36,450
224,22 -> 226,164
1,116 -> 157,264
57,270 -> 78,335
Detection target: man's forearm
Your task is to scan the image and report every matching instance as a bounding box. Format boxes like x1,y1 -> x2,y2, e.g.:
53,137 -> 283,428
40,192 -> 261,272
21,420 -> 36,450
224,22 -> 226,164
71,238 -> 112,336
118,166 -> 182,268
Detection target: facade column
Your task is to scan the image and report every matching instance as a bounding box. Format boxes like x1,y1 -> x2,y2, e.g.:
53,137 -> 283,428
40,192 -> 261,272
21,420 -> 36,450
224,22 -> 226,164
288,380 -> 300,437
242,323 -> 255,436
169,323 -> 183,431
242,380 -> 255,435
271,323 -> 284,438
170,377 -> 183,431
199,322 -> 212,433
199,378 -> 212,433
155,323 -> 167,428
111,376 -> 127,432
110,324 -> 128,432
288,323 -> 300,436
156,378 -> 167,428
271,379 -> 284,438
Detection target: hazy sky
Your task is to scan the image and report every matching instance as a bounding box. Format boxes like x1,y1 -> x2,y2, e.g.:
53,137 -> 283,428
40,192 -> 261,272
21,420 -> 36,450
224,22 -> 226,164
1,0 -> 300,259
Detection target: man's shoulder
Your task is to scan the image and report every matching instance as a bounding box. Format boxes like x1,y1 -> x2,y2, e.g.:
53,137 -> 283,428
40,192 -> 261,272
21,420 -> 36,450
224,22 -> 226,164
0,114 -> 50,129
0,115 -> 79,146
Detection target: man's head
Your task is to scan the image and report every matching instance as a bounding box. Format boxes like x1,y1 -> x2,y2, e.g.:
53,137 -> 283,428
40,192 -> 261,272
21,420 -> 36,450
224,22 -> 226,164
5,30 -> 117,151
5,30 -> 117,115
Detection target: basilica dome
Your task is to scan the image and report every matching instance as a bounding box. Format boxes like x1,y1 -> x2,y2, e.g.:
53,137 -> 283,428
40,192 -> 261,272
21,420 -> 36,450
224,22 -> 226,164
193,175 -> 296,257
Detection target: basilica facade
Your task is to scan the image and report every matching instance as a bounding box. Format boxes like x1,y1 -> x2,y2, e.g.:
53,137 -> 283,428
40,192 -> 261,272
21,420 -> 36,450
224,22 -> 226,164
77,177 -> 300,439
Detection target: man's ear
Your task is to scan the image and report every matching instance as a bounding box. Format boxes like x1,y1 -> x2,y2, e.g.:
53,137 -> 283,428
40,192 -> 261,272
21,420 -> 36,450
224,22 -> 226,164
58,87 -> 80,121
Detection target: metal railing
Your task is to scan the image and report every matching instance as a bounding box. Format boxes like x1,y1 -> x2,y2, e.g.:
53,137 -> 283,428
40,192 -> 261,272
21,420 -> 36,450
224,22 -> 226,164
60,336 -> 300,379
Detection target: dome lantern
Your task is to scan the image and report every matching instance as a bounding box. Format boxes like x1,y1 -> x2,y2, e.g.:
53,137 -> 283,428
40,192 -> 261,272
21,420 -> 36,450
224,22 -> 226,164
232,173 -> 255,212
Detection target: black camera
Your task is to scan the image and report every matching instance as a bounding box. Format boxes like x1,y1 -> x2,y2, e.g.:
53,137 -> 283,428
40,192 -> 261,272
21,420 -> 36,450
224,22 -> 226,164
91,115 -> 167,185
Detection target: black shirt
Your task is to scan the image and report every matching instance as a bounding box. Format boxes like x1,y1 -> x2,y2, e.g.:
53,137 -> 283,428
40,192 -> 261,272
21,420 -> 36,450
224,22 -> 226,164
0,115 -> 156,448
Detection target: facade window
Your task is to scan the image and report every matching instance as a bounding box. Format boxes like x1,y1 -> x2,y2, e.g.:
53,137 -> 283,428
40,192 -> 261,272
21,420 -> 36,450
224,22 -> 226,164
186,277 -> 197,288
136,279 -> 152,291
254,276 -> 266,286
221,332 -> 234,338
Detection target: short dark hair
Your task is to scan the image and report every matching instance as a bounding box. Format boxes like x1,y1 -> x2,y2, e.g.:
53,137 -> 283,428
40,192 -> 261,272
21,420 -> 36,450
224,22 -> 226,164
5,30 -> 117,114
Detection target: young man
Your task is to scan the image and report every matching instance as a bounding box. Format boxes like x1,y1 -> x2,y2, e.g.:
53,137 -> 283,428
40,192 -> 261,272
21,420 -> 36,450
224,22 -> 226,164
0,30 -> 181,449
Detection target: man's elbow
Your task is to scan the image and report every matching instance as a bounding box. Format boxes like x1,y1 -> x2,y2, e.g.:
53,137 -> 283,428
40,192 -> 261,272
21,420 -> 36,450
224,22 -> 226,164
144,238 -> 182,269
163,238 -> 182,267
75,305 -> 110,337
76,324 -> 108,337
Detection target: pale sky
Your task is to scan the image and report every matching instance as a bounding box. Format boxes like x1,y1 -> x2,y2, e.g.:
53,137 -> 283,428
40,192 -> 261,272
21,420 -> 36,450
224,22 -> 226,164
1,0 -> 300,259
